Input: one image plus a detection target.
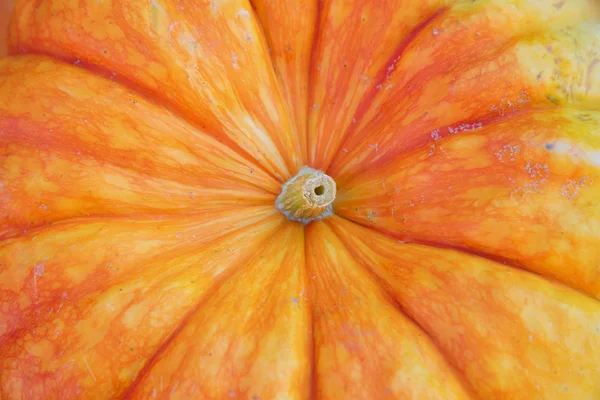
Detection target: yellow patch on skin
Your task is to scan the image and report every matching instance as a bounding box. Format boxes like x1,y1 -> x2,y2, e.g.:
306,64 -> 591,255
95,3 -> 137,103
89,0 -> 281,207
75,315 -> 111,349
63,266 -> 91,286
412,268 -> 444,291
26,338 -> 56,358
121,303 -> 147,330
125,49 -> 147,67
148,61 -> 169,80
515,26 -> 600,106
149,0 -> 170,36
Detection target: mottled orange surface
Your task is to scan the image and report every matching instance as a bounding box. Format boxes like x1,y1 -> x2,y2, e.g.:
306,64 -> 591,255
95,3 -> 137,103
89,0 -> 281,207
1,0 -> 600,399
0,0 -> 14,56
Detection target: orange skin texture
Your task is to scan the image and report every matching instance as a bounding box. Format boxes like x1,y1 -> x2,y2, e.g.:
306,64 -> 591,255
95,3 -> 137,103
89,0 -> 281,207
1,0 -> 600,400
0,0 -> 13,56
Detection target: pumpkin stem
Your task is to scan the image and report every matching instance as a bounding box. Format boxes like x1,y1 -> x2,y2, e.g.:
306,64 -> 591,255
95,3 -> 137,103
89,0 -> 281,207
276,166 -> 336,223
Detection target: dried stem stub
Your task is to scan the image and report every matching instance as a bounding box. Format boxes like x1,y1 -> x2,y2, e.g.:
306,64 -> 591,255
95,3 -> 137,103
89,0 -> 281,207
276,166 -> 336,224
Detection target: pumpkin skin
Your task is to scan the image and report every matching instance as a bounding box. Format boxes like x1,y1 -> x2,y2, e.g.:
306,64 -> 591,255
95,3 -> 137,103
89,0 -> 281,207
1,0 -> 600,399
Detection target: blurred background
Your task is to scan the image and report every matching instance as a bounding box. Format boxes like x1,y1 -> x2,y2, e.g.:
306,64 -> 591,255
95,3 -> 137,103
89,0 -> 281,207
1,0 -> 15,56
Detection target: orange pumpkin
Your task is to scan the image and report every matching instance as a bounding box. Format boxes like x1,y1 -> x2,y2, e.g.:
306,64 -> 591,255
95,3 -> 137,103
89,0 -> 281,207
1,0 -> 600,398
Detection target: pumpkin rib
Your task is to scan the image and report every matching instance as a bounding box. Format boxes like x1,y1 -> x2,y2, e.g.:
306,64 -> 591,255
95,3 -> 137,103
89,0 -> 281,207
108,72 -> 287,182
0,142 -> 274,240
305,0 -> 323,168
0,55 -> 283,239
9,0 -> 302,180
306,1 -> 454,171
313,5 -> 450,172
306,233 -> 318,400
326,44 -> 500,180
0,210 -> 286,399
0,204 -> 275,242
333,102 -> 598,188
336,107 -> 600,300
312,0 -> 600,173
333,107 -> 530,187
122,221 -> 308,399
321,217 -> 482,400
9,51 -> 283,184
415,239 -> 600,305
327,11 -> 600,180
0,130 -> 276,200
0,207 -> 281,342
335,214 -> 600,306
327,216 -> 600,399
305,221 -> 477,399
249,0 -> 318,163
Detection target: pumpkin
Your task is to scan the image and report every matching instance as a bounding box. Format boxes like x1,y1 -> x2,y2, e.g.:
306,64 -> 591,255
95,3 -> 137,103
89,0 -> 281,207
1,0 -> 600,398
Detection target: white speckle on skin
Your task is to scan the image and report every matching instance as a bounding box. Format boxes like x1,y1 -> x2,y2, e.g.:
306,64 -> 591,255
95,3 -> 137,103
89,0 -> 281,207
231,52 -> 240,69
495,144 -> 520,162
561,177 -> 591,200
428,144 -> 436,157
150,0 -> 167,16
587,151 -> 600,167
34,262 -> 45,277
83,357 -> 97,382
32,262 -> 45,304
511,160 -> 552,198
299,287 -> 306,299
243,117 -> 278,156
433,28 -> 439,35
547,140 -> 600,168
170,383 -> 179,395
561,180 -> 580,199
552,140 -> 571,153
524,161 -> 549,179
431,129 -> 441,141
236,9 -> 250,18
447,122 -> 483,134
